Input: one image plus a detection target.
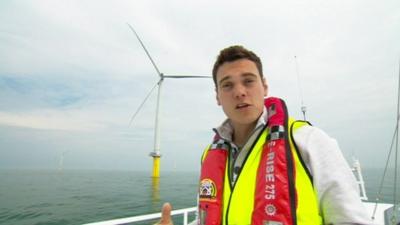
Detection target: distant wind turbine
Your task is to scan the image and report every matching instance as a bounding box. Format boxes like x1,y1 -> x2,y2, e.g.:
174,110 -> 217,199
127,23 -> 211,178
58,150 -> 68,171
294,55 -> 307,120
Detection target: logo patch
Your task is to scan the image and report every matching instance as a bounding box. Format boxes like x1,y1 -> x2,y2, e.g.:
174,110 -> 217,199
265,204 -> 276,216
199,178 -> 217,200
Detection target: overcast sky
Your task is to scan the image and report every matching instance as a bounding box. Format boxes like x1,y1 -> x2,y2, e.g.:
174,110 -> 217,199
0,0 -> 399,172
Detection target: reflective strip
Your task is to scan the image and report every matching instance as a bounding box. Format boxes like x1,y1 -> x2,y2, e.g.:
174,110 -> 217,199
267,125 -> 285,141
210,139 -> 230,151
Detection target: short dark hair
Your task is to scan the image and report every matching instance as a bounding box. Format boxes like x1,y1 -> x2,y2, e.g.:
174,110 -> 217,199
212,45 -> 263,87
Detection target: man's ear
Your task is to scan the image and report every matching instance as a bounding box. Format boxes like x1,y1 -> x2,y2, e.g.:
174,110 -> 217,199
263,79 -> 268,97
215,88 -> 221,106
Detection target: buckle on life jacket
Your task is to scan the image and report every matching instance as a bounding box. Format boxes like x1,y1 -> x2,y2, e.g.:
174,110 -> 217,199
267,125 -> 285,141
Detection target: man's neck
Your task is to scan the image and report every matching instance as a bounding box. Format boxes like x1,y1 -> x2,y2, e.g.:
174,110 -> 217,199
232,121 -> 257,148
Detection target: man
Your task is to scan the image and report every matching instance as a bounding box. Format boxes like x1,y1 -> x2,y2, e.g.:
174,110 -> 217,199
158,46 -> 372,225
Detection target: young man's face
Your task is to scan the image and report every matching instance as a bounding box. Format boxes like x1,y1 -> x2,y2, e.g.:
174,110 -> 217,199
215,59 -> 268,128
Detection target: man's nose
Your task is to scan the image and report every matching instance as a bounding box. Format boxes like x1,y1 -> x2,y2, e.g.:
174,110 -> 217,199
234,84 -> 246,98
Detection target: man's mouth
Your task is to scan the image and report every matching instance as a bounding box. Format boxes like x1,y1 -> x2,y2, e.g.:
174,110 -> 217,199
236,103 -> 250,109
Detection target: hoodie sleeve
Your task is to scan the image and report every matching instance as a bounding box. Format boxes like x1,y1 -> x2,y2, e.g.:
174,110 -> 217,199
293,125 -> 374,225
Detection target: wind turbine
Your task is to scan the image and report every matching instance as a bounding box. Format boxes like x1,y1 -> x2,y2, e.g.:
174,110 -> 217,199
58,150 -> 68,172
127,24 -> 211,178
294,55 -> 307,120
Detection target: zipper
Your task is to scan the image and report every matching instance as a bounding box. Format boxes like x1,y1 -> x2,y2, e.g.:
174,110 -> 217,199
225,124 -> 267,225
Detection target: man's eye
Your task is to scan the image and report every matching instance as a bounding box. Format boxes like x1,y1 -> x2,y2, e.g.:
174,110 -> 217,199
245,79 -> 254,84
222,83 -> 232,88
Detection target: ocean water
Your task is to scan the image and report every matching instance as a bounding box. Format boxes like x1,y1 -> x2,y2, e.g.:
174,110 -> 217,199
0,170 -> 198,225
0,168 -> 398,225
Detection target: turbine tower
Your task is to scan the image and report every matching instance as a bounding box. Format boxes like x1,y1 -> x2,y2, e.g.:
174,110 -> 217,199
294,56 -> 307,120
58,150 -> 68,172
127,24 -> 211,177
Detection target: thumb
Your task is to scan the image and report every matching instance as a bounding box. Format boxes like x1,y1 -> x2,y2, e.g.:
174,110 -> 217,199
159,202 -> 173,225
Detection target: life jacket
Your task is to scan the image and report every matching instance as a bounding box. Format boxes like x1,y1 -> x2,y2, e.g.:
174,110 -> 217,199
198,97 -> 322,225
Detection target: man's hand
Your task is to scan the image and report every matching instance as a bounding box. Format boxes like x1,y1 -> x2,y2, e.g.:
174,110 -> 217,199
155,202 -> 173,225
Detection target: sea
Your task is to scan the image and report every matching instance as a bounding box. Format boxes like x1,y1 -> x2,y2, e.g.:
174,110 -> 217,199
0,168 -> 398,225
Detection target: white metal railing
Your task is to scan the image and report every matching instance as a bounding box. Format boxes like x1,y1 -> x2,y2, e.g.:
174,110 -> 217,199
351,158 -> 368,201
82,207 -> 197,225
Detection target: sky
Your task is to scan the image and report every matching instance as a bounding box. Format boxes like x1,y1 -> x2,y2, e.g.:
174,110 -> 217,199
0,0 -> 399,172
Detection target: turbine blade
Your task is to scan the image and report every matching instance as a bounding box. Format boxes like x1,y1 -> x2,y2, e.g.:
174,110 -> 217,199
129,80 -> 160,127
164,75 -> 212,79
127,23 -> 162,77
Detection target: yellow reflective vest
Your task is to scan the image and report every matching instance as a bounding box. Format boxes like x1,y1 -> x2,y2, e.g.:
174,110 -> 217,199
201,119 -> 323,225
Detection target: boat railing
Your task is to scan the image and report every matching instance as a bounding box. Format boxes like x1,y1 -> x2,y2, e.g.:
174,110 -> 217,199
352,158 -> 368,201
82,207 -> 197,225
